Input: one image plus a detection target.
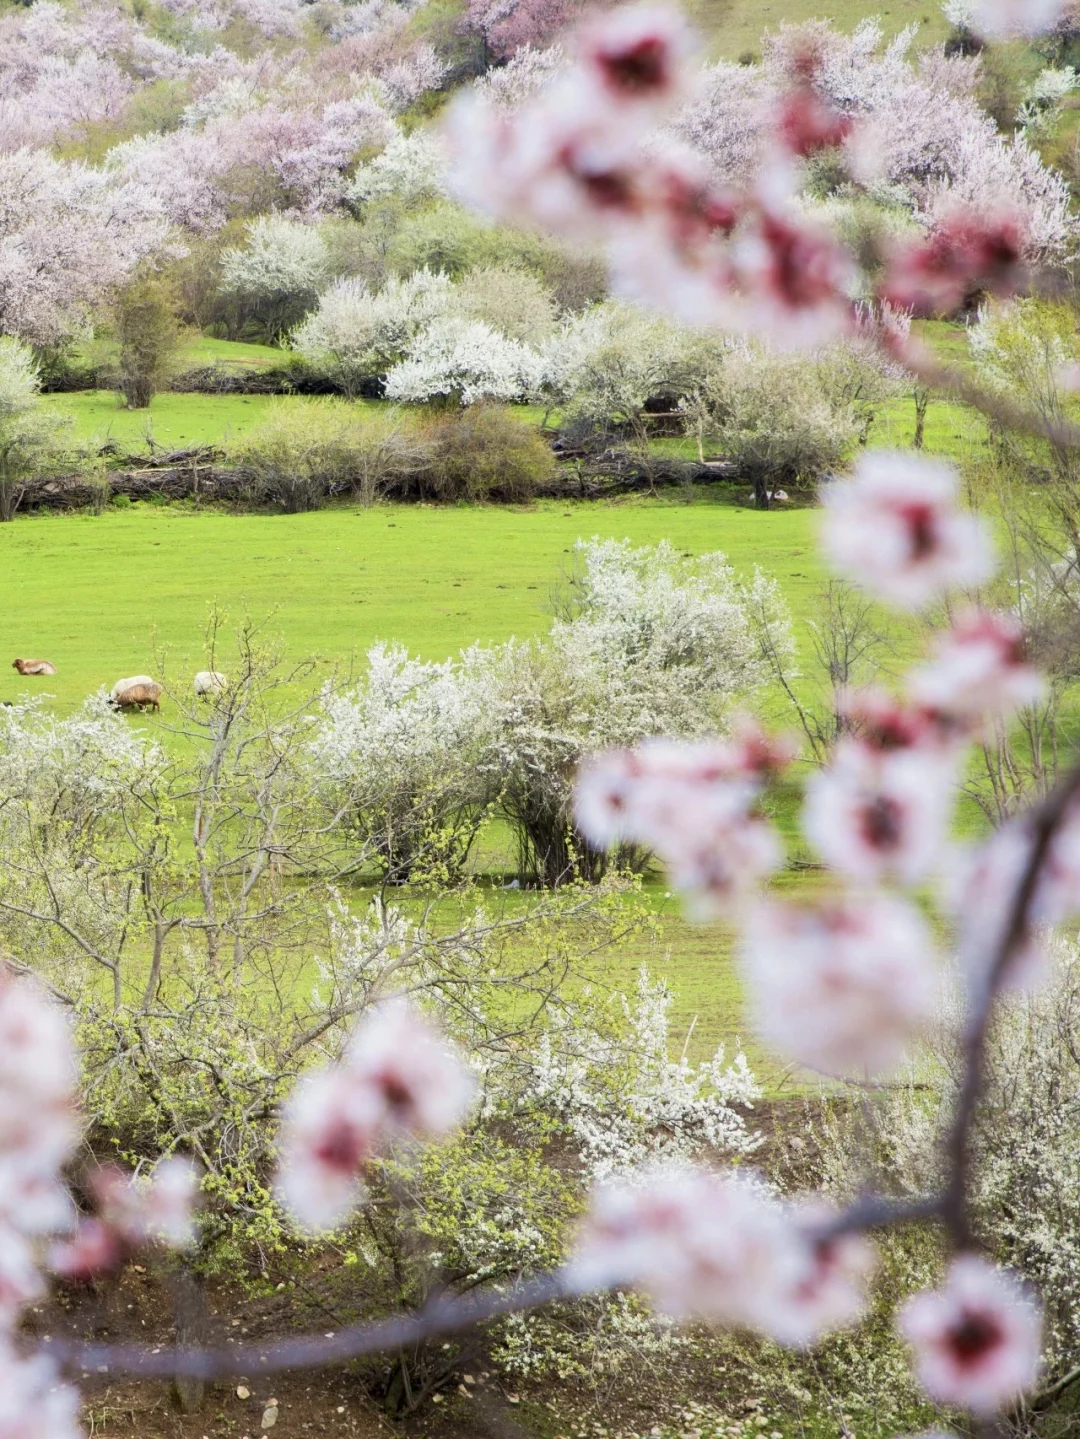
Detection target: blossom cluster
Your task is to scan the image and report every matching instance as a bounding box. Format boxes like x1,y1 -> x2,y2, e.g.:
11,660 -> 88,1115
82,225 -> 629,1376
275,999 -> 475,1231
447,3 -> 1044,343
567,434 -> 1055,1417
0,969 -> 199,1435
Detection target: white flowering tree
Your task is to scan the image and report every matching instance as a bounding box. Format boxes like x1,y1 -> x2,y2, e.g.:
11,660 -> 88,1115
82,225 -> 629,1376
311,641 -> 503,882
219,215 -> 332,338
290,269 -> 453,397
493,537 -> 792,885
347,127 -> 446,209
384,314 -> 547,404
0,337 -> 73,522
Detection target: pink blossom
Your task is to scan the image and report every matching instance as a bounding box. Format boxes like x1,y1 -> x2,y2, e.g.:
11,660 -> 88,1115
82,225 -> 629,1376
275,1066 -> 375,1232
0,1343 -> 82,1439
48,1218 -> 124,1283
821,453 -> 995,610
879,209 -> 1027,318
947,826 -> 1052,995
970,0 -> 1068,39
739,893 -> 939,1076
571,1168 -> 805,1333
342,1000 -> 475,1140
802,744 -> 952,886
575,4 -> 693,113
775,87 -> 853,159
446,87 -> 647,239
730,208 -> 853,347
899,1255 -> 1041,1414
771,1201 -> 877,1347
665,804 -> 782,919
910,611 -> 1045,724
276,1002 -> 474,1231
91,1158 -> 199,1251
0,1224 -> 45,1320
838,687 -> 965,756
575,731 -> 790,850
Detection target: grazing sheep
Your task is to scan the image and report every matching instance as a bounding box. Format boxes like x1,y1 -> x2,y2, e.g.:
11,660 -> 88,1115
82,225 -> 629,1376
110,674 -> 155,703
194,670 -> 228,697
12,658 -> 57,676
112,682 -> 162,713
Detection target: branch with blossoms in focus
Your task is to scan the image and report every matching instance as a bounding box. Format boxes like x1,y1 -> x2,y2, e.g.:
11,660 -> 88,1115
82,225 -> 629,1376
445,0 -> 1080,453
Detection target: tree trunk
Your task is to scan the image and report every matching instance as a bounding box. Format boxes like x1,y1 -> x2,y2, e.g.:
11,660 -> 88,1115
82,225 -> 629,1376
913,387 -> 930,451
172,1263 -> 209,1414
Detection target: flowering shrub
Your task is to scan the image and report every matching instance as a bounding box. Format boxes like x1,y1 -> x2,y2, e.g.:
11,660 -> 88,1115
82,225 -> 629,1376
219,215 -> 332,338
311,640 -> 504,880
290,269 -> 453,397
384,314 -> 547,404
0,337 -> 73,522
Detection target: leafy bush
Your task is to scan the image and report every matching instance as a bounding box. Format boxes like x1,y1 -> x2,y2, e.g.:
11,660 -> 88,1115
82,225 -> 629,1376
684,342 -> 859,508
103,271 -> 182,410
546,301 -> 710,436
453,265 -> 557,344
416,402 -> 554,501
230,399 -> 425,510
0,337 -> 73,522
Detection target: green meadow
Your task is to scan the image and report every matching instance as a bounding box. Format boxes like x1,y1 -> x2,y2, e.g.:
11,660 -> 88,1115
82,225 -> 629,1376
689,0 -> 949,60
0,492 -> 827,705
13,324 -> 990,1084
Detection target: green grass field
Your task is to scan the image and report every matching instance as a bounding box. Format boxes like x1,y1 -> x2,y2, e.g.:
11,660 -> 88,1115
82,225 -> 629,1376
690,0 -> 949,59
0,493 -> 833,1078
0,492 -> 826,704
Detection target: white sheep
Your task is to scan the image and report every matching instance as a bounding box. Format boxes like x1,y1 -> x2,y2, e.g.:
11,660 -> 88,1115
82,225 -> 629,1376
110,674 -> 155,702
194,670 -> 228,697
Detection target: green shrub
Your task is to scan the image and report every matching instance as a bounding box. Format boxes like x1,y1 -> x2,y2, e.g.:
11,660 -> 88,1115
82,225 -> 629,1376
417,403 -> 555,502
230,399 -> 426,511
685,343 -> 859,509
107,272 -> 182,410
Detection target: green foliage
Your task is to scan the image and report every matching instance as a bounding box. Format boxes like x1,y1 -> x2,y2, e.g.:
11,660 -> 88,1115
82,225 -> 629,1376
0,337 -> 73,521
230,397 -> 425,510
417,402 -> 555,502
685,343 -> 860,509
102,271 -> 183,410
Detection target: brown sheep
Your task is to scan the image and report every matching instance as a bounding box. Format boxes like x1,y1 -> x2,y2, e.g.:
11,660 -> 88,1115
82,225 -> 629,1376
12,659 -> 57,676
112,682 -> 162,713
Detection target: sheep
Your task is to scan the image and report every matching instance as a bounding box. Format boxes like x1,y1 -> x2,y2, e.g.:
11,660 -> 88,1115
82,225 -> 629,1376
194,670 -> 228,698
112,682 -> 162,713
12,658 -> 57,676
110,674 -> 155,703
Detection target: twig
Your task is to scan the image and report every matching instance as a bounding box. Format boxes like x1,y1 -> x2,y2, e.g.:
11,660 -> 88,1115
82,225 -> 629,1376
942,758 -> 1080,1246
49,1270 -> 573,1381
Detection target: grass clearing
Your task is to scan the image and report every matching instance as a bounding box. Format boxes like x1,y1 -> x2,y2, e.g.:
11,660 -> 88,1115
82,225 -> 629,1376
688,0 -> 949,60
0,491 -> 827,708
42,391 -> 387,450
